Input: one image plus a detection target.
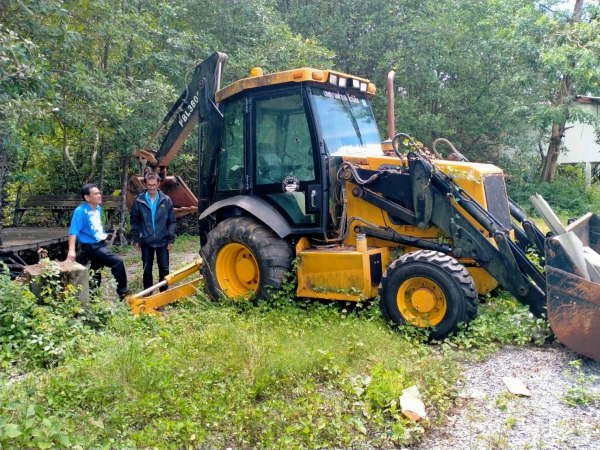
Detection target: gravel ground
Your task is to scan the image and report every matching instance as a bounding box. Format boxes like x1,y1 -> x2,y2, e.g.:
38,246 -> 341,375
418,344 -> 600,450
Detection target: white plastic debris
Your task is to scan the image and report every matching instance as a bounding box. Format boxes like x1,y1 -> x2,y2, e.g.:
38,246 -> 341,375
530,193 -> 600,283
529,193 -> 567,236
400,385 -> 428,421
502,377 -> 531,397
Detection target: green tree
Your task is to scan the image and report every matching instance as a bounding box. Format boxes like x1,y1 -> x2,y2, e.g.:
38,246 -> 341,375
0,0 -> 332,238
532,0 -> 600,181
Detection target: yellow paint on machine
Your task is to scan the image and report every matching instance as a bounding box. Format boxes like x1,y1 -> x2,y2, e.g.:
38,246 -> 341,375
339,155 -> 502,296
296,238 -> 389,301
467,266 -> 499,295
358,155 -> 506,239
216,68 -> 374,103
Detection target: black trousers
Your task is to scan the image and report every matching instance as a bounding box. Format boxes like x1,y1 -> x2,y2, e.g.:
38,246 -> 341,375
78,242 -> 128,297
141,245 -> 169,291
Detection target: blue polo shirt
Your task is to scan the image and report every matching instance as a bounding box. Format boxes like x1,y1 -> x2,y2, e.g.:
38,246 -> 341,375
69,203 -> 108,244
145,191 -> 159,232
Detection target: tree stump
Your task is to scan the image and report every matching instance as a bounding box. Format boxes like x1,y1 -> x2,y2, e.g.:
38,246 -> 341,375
23,260 -> 89,307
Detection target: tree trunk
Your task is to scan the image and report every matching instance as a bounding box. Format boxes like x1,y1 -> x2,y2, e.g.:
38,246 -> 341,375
102,41 -> 110,72
61,150 -> 70,192
12,153 -> 29,226
541,119 -> 568,182
118,154 -> 129,245
110,154 -> 129,246
58,114 -> 83,187
86,131 -> 100,183
24,261 -> 89,306
99,139 -> 106,194
0,133 -> 6,246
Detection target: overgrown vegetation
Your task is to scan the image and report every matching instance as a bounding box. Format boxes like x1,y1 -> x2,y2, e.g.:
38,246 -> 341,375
0,248 -> 554,450
563,359 -> 600,407
504,156 -> 600,217
0,261 -> 121,371
445,291 -> 552,359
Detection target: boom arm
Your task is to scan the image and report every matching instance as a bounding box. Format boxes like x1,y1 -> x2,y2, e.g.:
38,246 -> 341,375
135,52 -> 228,198
346,153 -> 547,317
153,52 -> 227,170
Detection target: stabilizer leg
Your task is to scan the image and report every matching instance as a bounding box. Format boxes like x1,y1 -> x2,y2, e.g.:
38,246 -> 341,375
128,258 -> 203,315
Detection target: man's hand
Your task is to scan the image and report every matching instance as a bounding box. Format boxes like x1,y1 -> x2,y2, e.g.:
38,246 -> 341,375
167,243 -> 173,252
65,249 -> 76,262
135,242 -> 141,251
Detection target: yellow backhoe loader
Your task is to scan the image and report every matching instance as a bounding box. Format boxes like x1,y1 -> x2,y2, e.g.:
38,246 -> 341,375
126,52 -> 600,361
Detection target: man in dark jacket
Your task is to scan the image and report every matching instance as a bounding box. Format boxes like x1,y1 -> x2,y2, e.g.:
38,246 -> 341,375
130,172 -> 177,292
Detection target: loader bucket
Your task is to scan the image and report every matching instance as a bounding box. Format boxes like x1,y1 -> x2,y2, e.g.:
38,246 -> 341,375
127,175 -> 198,218
545,212 -> 600,361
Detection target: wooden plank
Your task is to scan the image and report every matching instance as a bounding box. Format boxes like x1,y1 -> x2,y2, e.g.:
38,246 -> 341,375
0,227 -> 69,252
26,195 -> 81,201
22,200 -> 121,209
24,201 -> 82,207
25,195 -> 121,202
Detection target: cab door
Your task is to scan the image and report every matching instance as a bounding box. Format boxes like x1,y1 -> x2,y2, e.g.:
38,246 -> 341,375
214,97 -> 246,197
250,87 -> 325,232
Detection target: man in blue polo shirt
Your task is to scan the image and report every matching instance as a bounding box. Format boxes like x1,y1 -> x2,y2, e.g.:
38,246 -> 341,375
66,183 -> 129,299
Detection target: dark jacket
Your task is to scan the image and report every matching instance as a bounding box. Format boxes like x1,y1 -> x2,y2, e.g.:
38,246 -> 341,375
130,190 -> 176,247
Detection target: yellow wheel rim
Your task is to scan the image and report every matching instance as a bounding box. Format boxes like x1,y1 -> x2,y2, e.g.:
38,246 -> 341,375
216,243 -> 260,298
396,277 -> 447,327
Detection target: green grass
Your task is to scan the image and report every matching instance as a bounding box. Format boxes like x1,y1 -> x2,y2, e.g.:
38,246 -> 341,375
0,291 -> 548,450
171,233 -> 200,254
1,298 -> 461,449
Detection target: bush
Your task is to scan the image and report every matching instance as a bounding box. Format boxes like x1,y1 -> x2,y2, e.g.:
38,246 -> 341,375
0,402 -> 71,450
0,260 -> 121,371
443,291 -> 551,358
502,156 -> 600,217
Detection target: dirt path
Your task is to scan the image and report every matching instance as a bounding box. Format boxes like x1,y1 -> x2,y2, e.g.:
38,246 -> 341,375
100,237 -> 201,299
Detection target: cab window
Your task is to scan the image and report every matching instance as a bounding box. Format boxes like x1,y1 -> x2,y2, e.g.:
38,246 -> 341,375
217,99 -> 245,191
255,91 -> 315,185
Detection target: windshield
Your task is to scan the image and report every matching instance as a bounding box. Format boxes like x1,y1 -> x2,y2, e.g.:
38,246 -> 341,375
308,86 -> 382,157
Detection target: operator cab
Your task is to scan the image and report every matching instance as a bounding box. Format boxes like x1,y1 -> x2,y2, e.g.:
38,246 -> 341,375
214,68 -> 380,234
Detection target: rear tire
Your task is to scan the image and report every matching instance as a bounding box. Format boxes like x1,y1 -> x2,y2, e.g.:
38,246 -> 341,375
200,216 -> 293,301
379,250 -> 478,340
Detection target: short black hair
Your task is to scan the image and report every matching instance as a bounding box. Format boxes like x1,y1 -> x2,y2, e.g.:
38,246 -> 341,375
81,183 -> 98,200
144,172 -> 161,182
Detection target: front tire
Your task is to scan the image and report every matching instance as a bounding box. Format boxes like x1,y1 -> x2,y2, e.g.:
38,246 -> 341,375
200,216 -> 293,301
379,250 -> 478,339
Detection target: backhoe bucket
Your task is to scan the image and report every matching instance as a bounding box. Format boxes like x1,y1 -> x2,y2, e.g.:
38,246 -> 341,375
545,212 -> 600,361
127,175 -> 198,218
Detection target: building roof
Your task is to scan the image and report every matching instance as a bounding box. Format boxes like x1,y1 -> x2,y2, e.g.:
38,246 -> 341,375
574,95 -> 600,104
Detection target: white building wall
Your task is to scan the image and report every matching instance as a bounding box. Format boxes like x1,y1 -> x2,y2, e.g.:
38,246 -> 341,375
501,100 -> 600,184
560,102 -> 600,165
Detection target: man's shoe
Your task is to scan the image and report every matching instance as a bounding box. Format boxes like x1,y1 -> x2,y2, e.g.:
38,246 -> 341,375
119,289 -> 132,301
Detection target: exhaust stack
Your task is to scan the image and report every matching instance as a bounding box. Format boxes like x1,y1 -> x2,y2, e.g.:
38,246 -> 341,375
387,70 -> 395,139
